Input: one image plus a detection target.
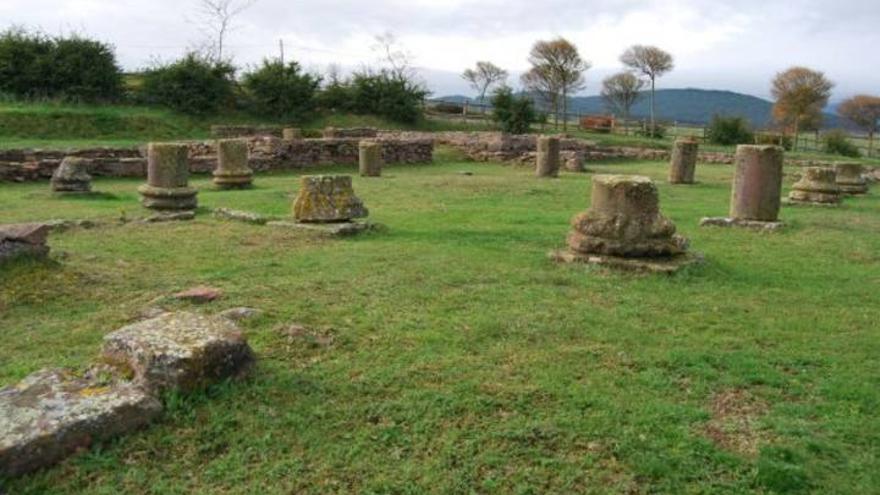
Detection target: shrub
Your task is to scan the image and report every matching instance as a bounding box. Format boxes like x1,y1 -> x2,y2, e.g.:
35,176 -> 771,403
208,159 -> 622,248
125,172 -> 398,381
317,80 -> 354,113
490,86 -> 536,134
346,71 -> 429,123
138,54 -> 236,115
635,123 -> 666,139
823,130 -> 861,157
756,133 -> 792,150
706,114 -> 754,145
241,59 -> 321,119
0,27 -> 122,102
432,102 -> 464,114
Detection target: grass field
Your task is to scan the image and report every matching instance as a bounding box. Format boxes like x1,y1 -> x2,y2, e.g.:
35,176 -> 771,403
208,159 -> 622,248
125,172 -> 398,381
1,153 -> 879,494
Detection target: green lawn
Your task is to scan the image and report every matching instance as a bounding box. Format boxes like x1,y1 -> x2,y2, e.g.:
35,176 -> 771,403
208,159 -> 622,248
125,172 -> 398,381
1,155 -> 879,494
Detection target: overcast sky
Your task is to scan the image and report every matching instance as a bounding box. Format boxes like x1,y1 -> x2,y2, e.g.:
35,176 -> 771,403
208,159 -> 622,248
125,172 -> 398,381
3,0 -> 879,101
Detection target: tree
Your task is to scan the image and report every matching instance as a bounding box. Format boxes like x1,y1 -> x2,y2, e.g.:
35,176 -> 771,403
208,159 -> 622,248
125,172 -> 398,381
620,45 -> 673,137
372,31 -> 417,83
242,59 -> 321,119
521,64 -> 560,127
600,72 -> 644,135
838,95 -> 880,156
462,61 -> 508,109
770,66 -> 833,151
490,85 -> 536,134
139,53 -> 236,115
193,0 -> 257,63
525,38 -> 590,132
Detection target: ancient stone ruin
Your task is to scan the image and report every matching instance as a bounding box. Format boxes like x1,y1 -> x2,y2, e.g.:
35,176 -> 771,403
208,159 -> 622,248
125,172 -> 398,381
268,175 -> 371,236
550,175 -> 697,273
669,138 -> 698,184
283,127 -> 303,141
835,163 -> 869,195
359,140 -> 383,177
138,143 -> 198,211
536,136 -> 560,178
788,167 -> 841,205
0,223 -> 50,265
213,138 -> 254,189
701,145 -> 785,231
0,311 -> 255,477
50,157 -> 92,193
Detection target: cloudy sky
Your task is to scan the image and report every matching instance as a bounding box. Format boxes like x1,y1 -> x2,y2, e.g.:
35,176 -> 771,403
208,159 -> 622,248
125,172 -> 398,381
3,0 -> 879,101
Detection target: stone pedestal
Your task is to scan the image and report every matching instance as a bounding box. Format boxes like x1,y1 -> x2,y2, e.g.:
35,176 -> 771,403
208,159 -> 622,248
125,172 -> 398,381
293,175 -> 368,223
551,175 -> 697,273
536,136 -> 560,178
788,167 -> 841,205
835,163 -> 868,195
668,139 -> 698,184
50,157 -> 92,193
213,139 -> 254,189
138,143 -> 198,211
702,145 -> 784,230
283,128 -> 303,141
359,140 -> 383,177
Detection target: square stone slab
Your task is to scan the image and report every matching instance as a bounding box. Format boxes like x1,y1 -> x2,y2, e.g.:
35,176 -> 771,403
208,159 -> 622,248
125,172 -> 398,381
549,250 -> 703,274
102,312 -> 254,394
699,217 -> 786,232
0,369 -> 161,478
267,220 -> 375,237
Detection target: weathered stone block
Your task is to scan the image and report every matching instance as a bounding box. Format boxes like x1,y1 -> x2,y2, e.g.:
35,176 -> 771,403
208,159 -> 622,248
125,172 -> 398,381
835,162 -> 869,195
213,139 -> 253,189
138,143 -> 198,211
292,175 -> 368,223
788,167 -> 841,205
536,136 -> 560,178
102,312 -> 254,394
0,223 -> 50,265
669,139 -> 698,184
730,145 -> 784,221
282,128 -> 303,141
359,140 -> 383,177
0,369 -> 161,478
50,157 -> 92,193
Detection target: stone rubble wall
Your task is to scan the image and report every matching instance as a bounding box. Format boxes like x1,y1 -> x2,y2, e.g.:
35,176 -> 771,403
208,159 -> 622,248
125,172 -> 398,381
0,137 -> 433,183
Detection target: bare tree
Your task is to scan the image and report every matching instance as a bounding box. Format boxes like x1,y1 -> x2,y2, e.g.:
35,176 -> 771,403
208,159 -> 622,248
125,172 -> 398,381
193,0 -> 257,63
620,45 -> 673,137
838,95 -> 880,156
521,65 -> 560,128
771,66 -> 834,151
372,31 -> 417,83
601,72 -> 645,135
525,38 -> 590,131
462,61 -> 508,110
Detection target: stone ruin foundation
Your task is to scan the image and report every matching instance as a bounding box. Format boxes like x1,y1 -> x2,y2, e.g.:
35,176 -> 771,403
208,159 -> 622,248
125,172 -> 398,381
268,175 -> 372,236
787,167 -> 841,206
701,145 -> 785,231
359,140 -> 383,177
0,223 -> 51,266
669,138 -> 698,184
138,143 -> 198,211
550,175 -> 699,273
536,136 -> 561,178
835,163 -> 869,195
213,138 -> 254,189
50,156 -> 92,193
282,127 -> 303,141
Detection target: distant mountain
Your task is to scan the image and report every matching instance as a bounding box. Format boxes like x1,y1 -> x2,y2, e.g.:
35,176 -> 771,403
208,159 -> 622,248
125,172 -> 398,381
435,88 -> 848,129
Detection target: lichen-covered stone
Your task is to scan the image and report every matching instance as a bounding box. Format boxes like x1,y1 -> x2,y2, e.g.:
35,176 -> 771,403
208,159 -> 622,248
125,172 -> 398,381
0,369 -> 161,478
669,139 -> 698,184
359,140 -> 383,177
835,162 -> 869,195
292,175 -> 368,223
788,167 -> 841,205
212,207 -> 272,225
0,223 -> 50,265
102,312 -> 254,394
138,143 -> 198,210
565,175 -> 688,258
50,157 -> 92,193
536,136 -> 560,178
213,139 -> 253,189
730,145 -> 784,221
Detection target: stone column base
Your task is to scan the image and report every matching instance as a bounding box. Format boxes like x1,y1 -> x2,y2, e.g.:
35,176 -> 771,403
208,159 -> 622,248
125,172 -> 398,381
699,217 -> 785,232
138,185 -> 198,210
213,173 -> 254,189
549,249 -> 703,274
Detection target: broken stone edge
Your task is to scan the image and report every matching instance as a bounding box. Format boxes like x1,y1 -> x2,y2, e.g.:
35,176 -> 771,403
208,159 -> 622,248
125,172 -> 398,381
549,249 -> 704,274
699,217 -> 786,232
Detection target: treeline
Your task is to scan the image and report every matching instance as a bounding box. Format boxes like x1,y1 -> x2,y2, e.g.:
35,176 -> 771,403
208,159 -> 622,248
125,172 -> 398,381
0,28 -> 429,123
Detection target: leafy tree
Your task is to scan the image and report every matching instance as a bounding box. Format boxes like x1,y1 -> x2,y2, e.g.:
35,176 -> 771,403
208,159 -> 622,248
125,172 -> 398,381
524,38 -> 590,131
600,72 -> 644,134
346,70 -> 429,123
838,95 -> 880,156
823,130 -> 861,157
771,66 -> 833,151
491,86 -> 536,134
242,59 -> 321,119
706,114 -> 754,145
139,53 -> 236,115
620,45 -> 673,137
462,61 -> 508,107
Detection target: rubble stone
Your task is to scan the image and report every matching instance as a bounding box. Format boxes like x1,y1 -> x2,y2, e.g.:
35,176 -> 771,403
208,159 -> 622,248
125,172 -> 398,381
213,139 -> 254,189
50,157 -> 92,193
835,162 -> 869,195
292,175 -> 368,223
788,167 -> 841,205
0,223 -> 51,265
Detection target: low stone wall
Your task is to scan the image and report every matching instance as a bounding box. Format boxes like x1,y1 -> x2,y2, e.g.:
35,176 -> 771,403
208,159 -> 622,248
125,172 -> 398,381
322,127 -> 378,139
0,137 -> 433,183
210,125 -> 287,138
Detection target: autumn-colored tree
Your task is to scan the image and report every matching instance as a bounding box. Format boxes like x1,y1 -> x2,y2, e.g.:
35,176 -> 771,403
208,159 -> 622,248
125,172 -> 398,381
523,37 -> 590,131
600,72 -> 645,135
838,95 -> 880,156
620,45 -> 673,137
462,61 -> 508,108
770,67 -> 833,151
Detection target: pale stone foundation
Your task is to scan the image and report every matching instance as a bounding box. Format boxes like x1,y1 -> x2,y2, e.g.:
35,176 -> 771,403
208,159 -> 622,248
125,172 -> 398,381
786,167 -> 841,206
